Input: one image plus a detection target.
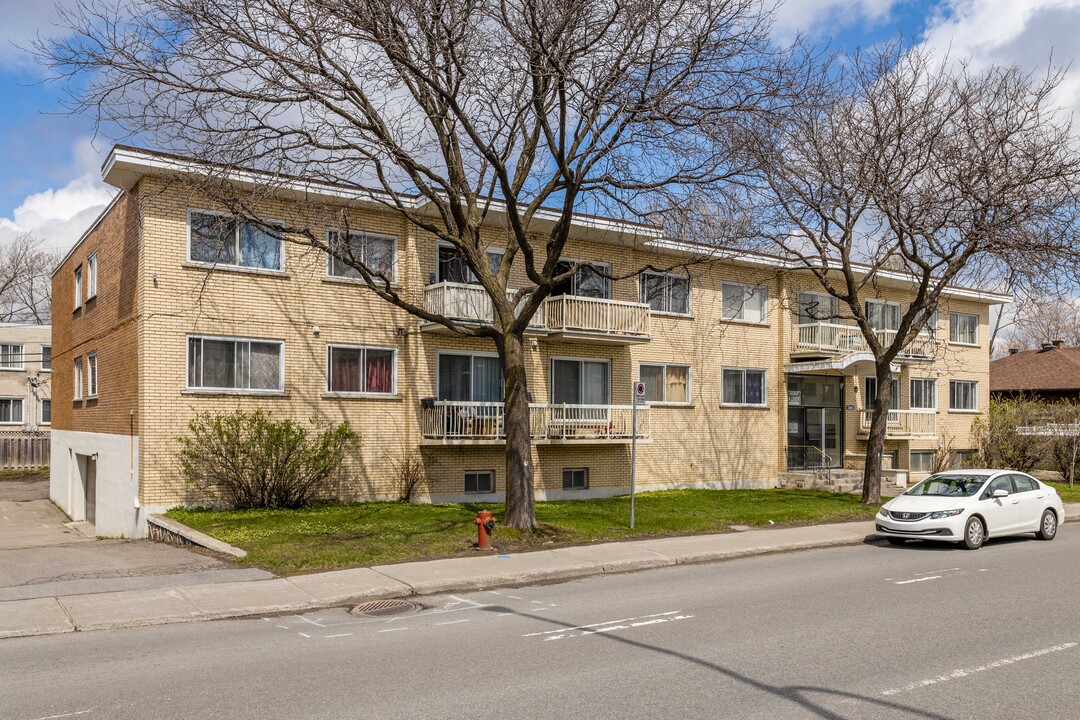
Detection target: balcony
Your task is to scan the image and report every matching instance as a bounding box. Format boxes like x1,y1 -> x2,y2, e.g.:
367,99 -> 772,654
792,322 -> 937,361
543,295 -> 651,344
420,401 -> 650,444
421,282 -> 546,333
857,409 -> 937,438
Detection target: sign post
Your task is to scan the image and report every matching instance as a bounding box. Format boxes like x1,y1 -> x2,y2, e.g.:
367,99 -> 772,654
631,380 -> 645,528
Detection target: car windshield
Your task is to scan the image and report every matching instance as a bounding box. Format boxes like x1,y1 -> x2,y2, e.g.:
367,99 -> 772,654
905,474 -> 988,497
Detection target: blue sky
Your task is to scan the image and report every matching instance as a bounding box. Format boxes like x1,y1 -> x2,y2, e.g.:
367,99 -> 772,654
1,0 -> 1078,253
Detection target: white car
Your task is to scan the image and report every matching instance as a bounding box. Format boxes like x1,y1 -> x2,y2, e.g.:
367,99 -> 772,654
876,470 -> 1064,549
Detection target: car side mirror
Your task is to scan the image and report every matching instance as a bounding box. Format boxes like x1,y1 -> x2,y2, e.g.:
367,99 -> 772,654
992,489 -> 1009,499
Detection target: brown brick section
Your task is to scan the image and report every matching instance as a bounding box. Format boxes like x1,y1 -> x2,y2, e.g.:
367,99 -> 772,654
51,190 -> 141,437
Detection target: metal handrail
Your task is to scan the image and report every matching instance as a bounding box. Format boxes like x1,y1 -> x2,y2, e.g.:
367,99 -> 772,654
787,444 -> 832,483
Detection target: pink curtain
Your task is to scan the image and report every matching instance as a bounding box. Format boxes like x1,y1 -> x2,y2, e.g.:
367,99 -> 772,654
331,350 -> 361,392
366,352 -> 393,393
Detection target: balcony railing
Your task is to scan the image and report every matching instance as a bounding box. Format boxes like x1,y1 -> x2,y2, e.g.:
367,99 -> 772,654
422,282 -> 544,328
544,295 -> 650,338
793,321 -> 936,359
421,400 -> 649,442
858,409 -> 937,437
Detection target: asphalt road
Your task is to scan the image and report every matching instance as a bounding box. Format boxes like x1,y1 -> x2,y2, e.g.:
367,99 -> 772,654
3,529 -> 1079,720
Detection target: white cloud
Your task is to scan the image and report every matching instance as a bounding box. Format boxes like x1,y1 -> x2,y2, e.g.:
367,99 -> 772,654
771,0 -> 902,41
0,0 -> 83,68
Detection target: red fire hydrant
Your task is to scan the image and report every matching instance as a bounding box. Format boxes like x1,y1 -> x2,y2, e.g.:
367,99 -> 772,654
474,510 -> 496,550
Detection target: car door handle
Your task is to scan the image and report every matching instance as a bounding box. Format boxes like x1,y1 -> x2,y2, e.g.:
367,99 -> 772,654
1011,499 -> 1020,504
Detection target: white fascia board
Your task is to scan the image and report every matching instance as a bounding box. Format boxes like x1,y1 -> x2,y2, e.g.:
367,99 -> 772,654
647,238 -> 1012,305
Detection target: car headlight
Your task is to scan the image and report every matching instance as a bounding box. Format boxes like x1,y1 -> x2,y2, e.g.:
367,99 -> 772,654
929,509 -> 964,519
878,507 -> 890,518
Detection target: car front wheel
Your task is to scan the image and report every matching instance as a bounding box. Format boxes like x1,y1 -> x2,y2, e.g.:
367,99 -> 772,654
963,517 -> 985,550
1036,510 -> 1058,541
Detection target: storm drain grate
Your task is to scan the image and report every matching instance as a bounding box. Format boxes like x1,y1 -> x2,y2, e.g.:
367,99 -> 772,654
350,599 -> 422,617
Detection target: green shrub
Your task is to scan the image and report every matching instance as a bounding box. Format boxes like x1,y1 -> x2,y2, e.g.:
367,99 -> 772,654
178,409 -> 359,509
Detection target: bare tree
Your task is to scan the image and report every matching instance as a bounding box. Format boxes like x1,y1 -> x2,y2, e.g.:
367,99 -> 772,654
744,43 -> 1080,504
996,291 -> 1080,353
41,0 -> 783,527
0,233 -> 58,324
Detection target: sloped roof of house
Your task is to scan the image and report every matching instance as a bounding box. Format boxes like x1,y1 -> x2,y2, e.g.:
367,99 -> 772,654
990,344 -> 1080,392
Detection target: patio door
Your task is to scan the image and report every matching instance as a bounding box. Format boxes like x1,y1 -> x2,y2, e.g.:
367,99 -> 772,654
789,408 -> 842,470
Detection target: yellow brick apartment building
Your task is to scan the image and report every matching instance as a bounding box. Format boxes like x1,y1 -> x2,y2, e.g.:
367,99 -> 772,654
50,147 -> 1007,537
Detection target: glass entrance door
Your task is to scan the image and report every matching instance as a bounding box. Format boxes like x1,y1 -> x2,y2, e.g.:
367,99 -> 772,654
787,407 -> 843,470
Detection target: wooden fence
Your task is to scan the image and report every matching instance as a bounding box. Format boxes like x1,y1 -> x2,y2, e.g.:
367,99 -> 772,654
0,433 -> 50,469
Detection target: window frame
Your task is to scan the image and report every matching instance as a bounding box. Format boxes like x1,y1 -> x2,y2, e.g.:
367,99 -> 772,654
866,299 -> 901,331
186,334 -> 286,394
86,352 -> 98,398
910,450 -> 934,474
562,468 -> 589,490
86,252 -> 98,299
909,378 -> 937,410
949,379 -> 979,412
74,357 -> 83,401
797,291 -> 839,324
325,343 -> 398,397
325,227 -> 398,283
0,344 -> 24,371
40,345 -> 51,372
435,350 -> 504,403
74,265 -> 83,310
948,312 -> 979,346
0,397 -> 24,425
864,376 -> 900,410
552,259 -> 612,299
464,470 -> 495,495
638,362 -> 691,406
550,356 -> 611,406
187,208 -> 286,273
435,241 -> 504,284
721,282 -> 768,324
639,271 -> 691,316
721,367 -> 768,407
39,398 -> 51,426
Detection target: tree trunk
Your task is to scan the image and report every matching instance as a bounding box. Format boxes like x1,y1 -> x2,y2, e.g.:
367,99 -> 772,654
860,362 -> 893,505
499,332 -> 537,529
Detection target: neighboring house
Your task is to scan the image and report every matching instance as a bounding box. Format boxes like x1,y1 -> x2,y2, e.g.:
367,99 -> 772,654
0,322 -> 52,433
990,341 -> 1080,401
50,146 -> 1006,537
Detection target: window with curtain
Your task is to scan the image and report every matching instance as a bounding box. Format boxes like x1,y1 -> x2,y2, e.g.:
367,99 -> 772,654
41,346 -> 51,371
722,368 -> 766,406
797,292 -> 838,323
552,261 -> 611,299
949,312 -> 979,344
0,344 -> 23,369
189,210 -> 283,270
866,300 -> 900,331
436,244 -> 503,284
327,345 -> 396,395
437,354 -> 504,402
640,272 -> 690,314
87,353 -> 98,397
864,377 -> 900,410
40,399 -> 51,425
0,398 -> 22,424
910,378 -> 937,410
552,359 -> 609,405
722,282 -> 766,323
639,363 -> 690,404
914,308 -> 938,337
187,336 -> 283,392
326,229 -> 396,280
910,451 -> 934,473
950,380 -> 978,410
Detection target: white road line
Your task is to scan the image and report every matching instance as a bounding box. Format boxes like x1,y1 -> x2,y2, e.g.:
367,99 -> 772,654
324,633 -> 353,638
895,576 -> 941,585
507,595 -> 523,600
523,611 -> 682,638
22,711 -> 94,720
882,643 -> 1078,696
297,632 -> 310,638
276,625 -> 290,630
542,615 -> 695,642
530,600 -> 544,604
529,607 -> 551,612
379,627 -> 409,633
435,619 -> 471,626
296,616 -> 325,627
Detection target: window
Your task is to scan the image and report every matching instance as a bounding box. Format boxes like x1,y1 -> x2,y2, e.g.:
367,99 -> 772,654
722,368 -> 766,406
438,353 -> 503,402
41,346 -> 51,371
552,260 -> 611,299
187,336 -> 283,392
562,468 -> 588,490
327,345 -> 396,395
866,300 -> 900,332
1012,474 -> 1037,493
189,210 -> 283,271
40,399 -> 51,425
326,229 -> 396,281
0,344 -> 23,370
0,398 -> 23,424
436,244 -> 503,284
75,266 -> 83,309
74,357 -> 83,400
797,292 -> 838,323
949,380 -> 978,411
640,272 -> 690,314
87,353 -> 98,397
465,471 -> 494,494
552,358 -> 609,405
639,363 -> 690,404
910,450 -> 934,473
864,377 -> 900,410
910,378 -> 937,410
722,282 -> 767,323
914,308 -> 938,338
86,253 -> 98,299
949,312 -> 979,345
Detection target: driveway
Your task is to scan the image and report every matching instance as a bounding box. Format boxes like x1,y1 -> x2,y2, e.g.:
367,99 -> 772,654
0,479 -> 272,601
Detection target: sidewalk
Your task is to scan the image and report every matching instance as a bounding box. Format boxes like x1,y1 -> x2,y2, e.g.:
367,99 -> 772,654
5,505 -> 1079,640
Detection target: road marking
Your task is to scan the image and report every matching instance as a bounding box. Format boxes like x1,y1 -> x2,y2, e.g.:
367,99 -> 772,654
507,595 -> 522,600
379,627 -> 409,633
22,711 -> 94,720
882,643 -> 1078,696
297,632 -> 310,638
895,576 -> 941,585
435,619 -> 471,626
324,633 -> 353,638
540,614 -> 695,642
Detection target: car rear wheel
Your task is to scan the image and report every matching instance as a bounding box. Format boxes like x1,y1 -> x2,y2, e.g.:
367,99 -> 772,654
1036,510 -> 1058,541
963,517 -> 985,550
886,537 -> 906,546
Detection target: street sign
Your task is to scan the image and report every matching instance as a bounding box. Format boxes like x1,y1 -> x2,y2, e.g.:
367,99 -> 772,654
635,382 -> 645,397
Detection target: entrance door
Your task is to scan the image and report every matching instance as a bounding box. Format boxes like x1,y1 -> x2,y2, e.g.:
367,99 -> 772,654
787,407 -> 843,470
822,408 -> 842,469
84,456 -> 97,525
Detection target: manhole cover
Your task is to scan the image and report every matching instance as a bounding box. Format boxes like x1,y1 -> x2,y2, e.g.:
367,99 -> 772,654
350,599 -> 422,617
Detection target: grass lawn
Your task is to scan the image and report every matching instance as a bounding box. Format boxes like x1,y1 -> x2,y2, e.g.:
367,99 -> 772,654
166,488 -> 883,576
1045,481 -> 1080,504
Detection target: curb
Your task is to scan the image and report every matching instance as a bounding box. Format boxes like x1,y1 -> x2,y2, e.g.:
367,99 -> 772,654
147,514 -> 247,558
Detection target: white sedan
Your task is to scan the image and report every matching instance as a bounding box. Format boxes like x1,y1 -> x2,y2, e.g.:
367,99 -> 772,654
876,470 -> 1064,549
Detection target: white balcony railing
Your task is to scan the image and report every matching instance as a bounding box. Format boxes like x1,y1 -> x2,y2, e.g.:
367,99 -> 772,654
858,409 -> 937,437
422,282 -> 544,327
421,401 -> 649,441
793,322 -> 936,358
544,295 -> 651,338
